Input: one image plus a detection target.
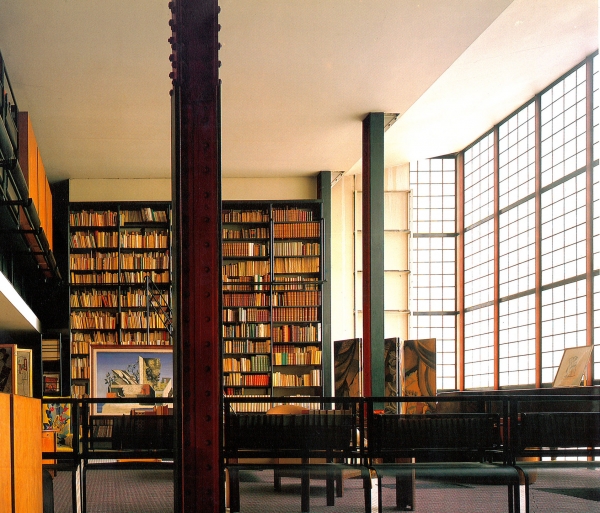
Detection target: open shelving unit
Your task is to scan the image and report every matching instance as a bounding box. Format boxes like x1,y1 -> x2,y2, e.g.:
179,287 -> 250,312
68,202 -> 172,397
222,200 -> 324,411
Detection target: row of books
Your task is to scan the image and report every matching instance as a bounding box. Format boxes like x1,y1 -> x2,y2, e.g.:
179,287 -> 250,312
225,396 -> 271,413
222,241 -> 269,257
273,241 -> 320,256
71,358 -> 90,379
273,222 -> 320,239
272,345 -> 321,361
272,324 -> 321,343
272,208 -> 315,222
222,275 -> 270,291
120,208 -> 168,224
273,257 -> 320,274
71,289 -> 118,308
223,373 -> 270,387
70,208 -> 168,227
119,311 -> 168,329
71,340 -> 90,355
222,210 -> 270,223
71,385 -> 89,398
272,307 -> 319,323
223,340 -> 271,354
71,271 -> 170,284
222,307 -> 270,322
222,227 -> 269,239
42,338 -> 61,360
71,231 -> 119,249
120,231 -> 169,249
71,311 -> 117,330
222,323 -> 270,338
222,260 -> 270,277
70,210 -> 118,227
272,291 -> 321,306
70,253 -> 170,271
72,331 -> 117,346
71,311 -> 170,331
223,355 -> 271,372
272,370 -> 321,387
71,330 -> 170,347
222,292 -> 270,307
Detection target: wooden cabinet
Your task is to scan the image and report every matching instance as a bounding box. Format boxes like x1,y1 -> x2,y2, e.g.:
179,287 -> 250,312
1,394 -> 43,513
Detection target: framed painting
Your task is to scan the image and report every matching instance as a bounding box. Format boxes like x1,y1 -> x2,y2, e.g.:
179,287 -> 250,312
16,348 -> 33,397
91,345 -> 173,414
0,344 -> 17,394
552,346 -> 593,388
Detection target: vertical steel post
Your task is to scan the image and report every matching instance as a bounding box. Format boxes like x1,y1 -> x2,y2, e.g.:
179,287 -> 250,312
362,112 -> 385,398
318,171 -> 333,396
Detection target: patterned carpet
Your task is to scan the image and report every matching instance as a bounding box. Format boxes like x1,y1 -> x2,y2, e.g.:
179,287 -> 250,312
49,466 -> 600,513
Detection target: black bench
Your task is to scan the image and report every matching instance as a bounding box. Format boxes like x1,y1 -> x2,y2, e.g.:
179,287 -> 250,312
365,399 -> 520,513
224,408 -> 371,513
511,401 -> 600,513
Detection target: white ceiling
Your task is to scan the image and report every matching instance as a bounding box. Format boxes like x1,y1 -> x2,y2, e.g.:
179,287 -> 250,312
0,0 -> 596,183
0,0 -> 597,331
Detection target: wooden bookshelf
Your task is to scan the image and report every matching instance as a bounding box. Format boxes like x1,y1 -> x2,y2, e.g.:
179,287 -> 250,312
222,201 -> 324,411
68,202 -> 172,397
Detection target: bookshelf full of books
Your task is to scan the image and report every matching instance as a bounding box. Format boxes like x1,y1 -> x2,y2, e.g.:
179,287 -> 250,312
68,202 -> 172,398
222,201 -> 323,412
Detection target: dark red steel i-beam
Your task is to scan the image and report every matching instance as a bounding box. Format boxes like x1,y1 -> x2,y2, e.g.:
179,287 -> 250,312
169,1 -> 223,512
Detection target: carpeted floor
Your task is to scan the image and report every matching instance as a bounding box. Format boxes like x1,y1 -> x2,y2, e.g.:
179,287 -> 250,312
49,466 -> 600,512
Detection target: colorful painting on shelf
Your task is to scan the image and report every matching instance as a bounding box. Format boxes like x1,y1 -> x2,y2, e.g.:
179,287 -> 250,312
42,402 -> 72,449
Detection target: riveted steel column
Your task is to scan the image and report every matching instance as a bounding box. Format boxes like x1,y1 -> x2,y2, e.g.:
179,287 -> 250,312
170,1 -> 222,512
362,113 -> 385,398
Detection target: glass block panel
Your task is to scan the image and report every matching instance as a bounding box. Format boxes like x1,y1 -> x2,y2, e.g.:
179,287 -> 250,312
411,236 -> 456,312
540,64 -> 587,187
410,159 -> 456,233
498,102 -> 536,209
540,174 -> 587,285
464,219 -> 494,308
541,280 -> 587,384
464,305 -> 494,389
499,198 -> 536,297
499,294 -> 536,387
464,132 -> 495,227
410,314 -> 456,391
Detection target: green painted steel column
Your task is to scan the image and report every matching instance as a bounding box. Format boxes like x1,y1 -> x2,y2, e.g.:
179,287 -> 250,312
318,171 -> 332,397
362,112 -> 385,398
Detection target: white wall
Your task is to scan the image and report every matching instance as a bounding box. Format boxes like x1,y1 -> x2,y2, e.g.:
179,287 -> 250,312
330,173 -> 357,342
69,178 -> 171,202
223,177 -> 317,200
